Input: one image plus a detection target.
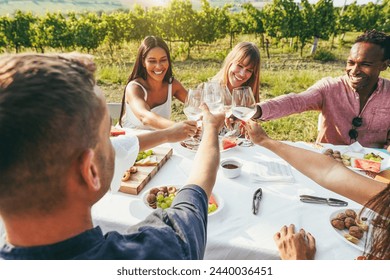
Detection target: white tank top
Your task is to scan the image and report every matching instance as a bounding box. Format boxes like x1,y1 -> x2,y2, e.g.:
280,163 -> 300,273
121,81 -> 172,130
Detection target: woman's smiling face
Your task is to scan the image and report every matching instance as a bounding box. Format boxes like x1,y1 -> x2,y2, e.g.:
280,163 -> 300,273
143,47 -> 169,81
227,56 -> 254,89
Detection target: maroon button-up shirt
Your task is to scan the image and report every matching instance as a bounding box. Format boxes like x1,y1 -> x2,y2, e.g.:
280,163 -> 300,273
260,75 -> 390,148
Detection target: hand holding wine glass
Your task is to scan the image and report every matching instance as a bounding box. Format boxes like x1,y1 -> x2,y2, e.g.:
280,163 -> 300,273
183,88 -> 202,146
231,86 -> 257,146
221,85 -> 239,137
201,82 -> 225,115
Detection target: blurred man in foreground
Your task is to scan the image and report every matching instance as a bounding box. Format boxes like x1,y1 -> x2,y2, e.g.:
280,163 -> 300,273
0,53 -> 224,259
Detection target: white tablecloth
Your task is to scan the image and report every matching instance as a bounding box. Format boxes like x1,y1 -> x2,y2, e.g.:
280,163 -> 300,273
92,140 -> 365,260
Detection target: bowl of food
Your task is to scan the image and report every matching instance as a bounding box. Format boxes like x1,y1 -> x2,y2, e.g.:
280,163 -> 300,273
143,185 -> 223,216
220,158 -> 242,178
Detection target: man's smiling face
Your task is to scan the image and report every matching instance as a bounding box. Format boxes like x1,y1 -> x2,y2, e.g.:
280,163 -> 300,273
345,42 -> 387,93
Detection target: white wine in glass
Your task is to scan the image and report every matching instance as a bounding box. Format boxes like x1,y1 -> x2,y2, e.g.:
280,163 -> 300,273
183,88 -> 202,120
222,85 -> 233,118
183,88 -> 202,146
202,81 -> 224,114
231,86 -> 257,146
232,86 -> 257,121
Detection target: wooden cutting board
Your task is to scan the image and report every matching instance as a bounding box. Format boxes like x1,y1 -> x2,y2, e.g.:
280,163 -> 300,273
119,146 -> 173,195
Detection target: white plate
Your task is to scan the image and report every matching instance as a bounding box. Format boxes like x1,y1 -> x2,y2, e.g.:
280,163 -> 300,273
321,145 -> 390,172
143,185 -> 223,216
329,208 -> 371,252
346,148 -> 389,172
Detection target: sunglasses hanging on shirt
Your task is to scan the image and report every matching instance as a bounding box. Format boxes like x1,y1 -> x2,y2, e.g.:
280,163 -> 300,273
348,116 -> 363,141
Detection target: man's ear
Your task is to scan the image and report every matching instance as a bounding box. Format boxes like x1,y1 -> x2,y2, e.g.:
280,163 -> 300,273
79,149 -> 101,192
381,59 -> 390,71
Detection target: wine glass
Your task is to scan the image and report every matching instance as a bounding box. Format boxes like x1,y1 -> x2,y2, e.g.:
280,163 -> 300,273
222,85 -> 232,118
221,85 -> 239,137
201,81 -> 225,115
183,88 -> 202,146
231,86 -> 257,146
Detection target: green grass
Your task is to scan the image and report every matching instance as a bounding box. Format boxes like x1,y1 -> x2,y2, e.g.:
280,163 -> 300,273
95,34 -> 390,142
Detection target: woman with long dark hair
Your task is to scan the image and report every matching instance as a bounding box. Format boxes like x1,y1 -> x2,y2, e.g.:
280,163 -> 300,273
119,36 -> 194,133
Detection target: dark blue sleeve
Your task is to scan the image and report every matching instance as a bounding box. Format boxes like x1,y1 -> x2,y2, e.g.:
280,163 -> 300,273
163,184 -> 208,259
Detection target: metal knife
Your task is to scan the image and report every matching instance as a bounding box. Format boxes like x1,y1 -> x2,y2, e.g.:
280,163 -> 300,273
299,195 -> 348,207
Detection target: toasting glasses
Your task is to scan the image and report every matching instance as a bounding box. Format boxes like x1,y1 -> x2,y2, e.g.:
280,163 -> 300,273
183,88 -> 203,146
201,82 -> 225,114
231,86 -> 257,146
221,85 -> 241,137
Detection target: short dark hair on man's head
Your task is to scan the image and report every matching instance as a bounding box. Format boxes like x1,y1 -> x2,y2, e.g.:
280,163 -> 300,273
355,29 -> 390,61
0,53 -> 104,214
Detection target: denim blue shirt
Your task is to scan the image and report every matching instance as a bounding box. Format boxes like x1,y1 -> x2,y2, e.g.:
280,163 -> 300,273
0,185 -> 208,260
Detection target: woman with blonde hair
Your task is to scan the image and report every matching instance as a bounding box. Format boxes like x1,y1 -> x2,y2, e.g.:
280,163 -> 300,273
211,42 -> 260,137
212,41 -> 261,102
118,36 -> 196,135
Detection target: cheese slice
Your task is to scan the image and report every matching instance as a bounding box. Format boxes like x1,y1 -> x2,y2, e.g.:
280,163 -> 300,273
135,155 -> 158,166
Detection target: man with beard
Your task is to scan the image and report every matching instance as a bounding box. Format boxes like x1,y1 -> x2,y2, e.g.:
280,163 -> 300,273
252,30 -> 390,148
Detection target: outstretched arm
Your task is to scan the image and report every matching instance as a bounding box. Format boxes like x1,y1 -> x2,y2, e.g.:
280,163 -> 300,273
125,83 -> 174,129
137,120 -> 198,151
186,104 -> 225,198
245,120 -> 387,205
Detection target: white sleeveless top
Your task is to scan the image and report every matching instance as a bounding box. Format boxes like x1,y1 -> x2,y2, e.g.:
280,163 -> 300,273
121,81 -> 172,130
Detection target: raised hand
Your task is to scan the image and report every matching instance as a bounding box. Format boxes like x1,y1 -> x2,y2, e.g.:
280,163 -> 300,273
200,103 -> 225,132
165,120 -> 198,143
244,120 -> 270,146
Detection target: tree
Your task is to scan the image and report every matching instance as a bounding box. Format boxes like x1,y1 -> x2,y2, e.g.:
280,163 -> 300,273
2,10 -> 36,53
162,0 -> 199,59
241,3 -> 265,40
101,11 -> 130,56
127,5 -> 163,42
69,12 -> 105,52
262,0 -> 303,51
359,2 -> 382,31
298,0 -> 316,56
0,16 -> 9,52
339,1 -> 361,34
380,0 -> 390,32
197,0 -> 229,46
227,7 -> 247,48
31,12 -> 74,53
309,0 -> 336,54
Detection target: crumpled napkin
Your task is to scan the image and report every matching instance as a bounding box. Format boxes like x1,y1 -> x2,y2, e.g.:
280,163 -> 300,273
110,134 -> 139,192
250,159 -> 295,183
345,141 -> 365,153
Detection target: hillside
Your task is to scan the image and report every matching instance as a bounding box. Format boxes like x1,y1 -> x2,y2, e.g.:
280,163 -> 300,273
0,0 -> 271,16
0,0 -> 125,15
